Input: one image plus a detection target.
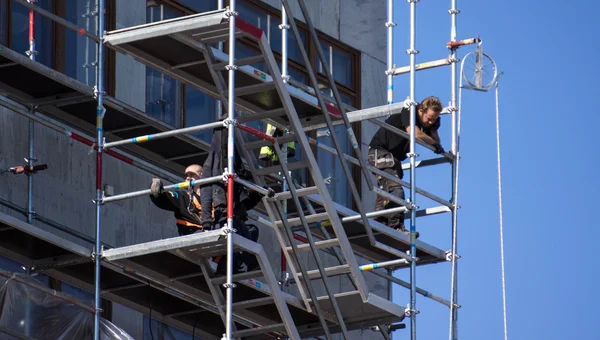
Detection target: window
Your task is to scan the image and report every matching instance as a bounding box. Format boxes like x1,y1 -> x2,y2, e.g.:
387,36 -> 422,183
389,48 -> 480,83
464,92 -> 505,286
0,0 -> 7,45
63,0 -> 97,87
237,0 -> 307,66
184,86 -> 217,143
10,0 -> 54,67
144,316 -> 203,340
145,2 -> 182,127
318,41 -> 354,88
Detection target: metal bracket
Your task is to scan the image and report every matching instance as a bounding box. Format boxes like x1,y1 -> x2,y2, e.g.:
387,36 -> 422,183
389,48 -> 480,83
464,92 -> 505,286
278,23 -> 290,30
404,305 -> 420,316
448,9 -> 460,14
445,251 -> 461,261
222,282 -> 237,289
385,21 -> 397,28
406,49 -> 419,55
224,64 -> 238,71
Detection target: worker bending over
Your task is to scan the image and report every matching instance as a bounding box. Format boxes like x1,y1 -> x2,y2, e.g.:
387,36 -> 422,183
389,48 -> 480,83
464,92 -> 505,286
368,96 -> 446,236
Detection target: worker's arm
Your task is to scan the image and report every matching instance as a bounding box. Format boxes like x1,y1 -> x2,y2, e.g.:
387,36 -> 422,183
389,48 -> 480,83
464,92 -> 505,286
430,129 -> 441,144
149,178 -> 179,212
405,125 -> 438,145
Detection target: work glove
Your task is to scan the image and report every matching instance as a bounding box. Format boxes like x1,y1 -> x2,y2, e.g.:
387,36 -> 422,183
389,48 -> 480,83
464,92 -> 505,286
432,143 -> 445,155
150,178 -> 163,197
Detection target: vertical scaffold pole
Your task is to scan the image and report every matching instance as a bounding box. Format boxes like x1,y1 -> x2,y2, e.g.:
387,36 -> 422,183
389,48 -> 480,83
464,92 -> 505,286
408,1 -> 419,339
26,0 -> 36,60
93,0 -> 106,338
224,2 -> 237,339
386,0 -> 395,104
449,0 -> 460,339
217,0 -> 223,120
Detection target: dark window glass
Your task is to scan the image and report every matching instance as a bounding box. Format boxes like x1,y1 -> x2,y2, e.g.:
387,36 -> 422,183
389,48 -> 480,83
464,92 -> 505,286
177,0 -> 218,13
11,0 -> 53,67
64,0 -> 97,86
185,86 -> 217,143
145,2 -> 182,127
0,0 -> 7,45
268,15 -> 307,65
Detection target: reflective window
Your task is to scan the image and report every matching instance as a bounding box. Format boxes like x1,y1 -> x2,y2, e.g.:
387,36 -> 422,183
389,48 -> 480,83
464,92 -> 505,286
146,2 -> 182,127
0,0 -> 7,45
238,1 -> 307,65
318,41 -> 354,88
61,281 -> 93,303
178,0 -> 218,13
144,316 -> 203,340
11,0 -> 53,67
316,94 -> 354,207
64,0 -> 97,87
185,86 -> 217,143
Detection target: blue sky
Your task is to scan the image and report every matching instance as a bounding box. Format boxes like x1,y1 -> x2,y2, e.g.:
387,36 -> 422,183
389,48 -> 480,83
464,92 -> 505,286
388,1 -> 600,339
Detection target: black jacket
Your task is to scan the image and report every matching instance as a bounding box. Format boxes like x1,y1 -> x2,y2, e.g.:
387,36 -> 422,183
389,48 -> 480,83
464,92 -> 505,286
200,117 -> 261,229
150,190 -> 205,236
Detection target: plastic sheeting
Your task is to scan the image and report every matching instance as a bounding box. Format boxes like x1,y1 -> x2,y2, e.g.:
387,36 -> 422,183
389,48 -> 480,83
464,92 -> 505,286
0,270 -> 135,340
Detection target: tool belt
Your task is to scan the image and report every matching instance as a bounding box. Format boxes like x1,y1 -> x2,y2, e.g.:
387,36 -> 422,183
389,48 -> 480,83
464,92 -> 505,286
368,148 -> 395,169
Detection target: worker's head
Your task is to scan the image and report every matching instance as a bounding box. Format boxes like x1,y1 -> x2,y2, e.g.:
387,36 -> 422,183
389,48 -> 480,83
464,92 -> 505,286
417,96 -> 443,128
184,164 -> 203,182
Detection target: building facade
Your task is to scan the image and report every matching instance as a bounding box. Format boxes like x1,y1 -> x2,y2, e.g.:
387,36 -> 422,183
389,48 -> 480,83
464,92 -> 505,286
0,0 -> 389,339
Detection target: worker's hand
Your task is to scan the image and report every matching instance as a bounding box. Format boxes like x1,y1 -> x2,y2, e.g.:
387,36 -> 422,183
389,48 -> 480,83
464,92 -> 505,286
150,178 -> 163,197
432,143 -> 445,155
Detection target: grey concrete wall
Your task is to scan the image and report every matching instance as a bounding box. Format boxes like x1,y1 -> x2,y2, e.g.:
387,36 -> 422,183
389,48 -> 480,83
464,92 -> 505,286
114,0 -> 146,111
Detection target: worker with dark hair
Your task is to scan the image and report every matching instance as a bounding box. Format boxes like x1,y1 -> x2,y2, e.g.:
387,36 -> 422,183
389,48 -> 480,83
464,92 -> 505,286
200,114 -> 261,275
368,96 -> 446,237
149,164 -> 211,236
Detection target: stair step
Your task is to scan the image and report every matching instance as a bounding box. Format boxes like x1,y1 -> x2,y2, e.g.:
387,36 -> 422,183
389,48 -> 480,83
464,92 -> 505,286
285,238 -> 339,252
274,212 -> 330,228
255,159 -> 308,176
275,186 -> 319,200
224,296 -> 274,310
233,323 -> 286,338
237,107 -> 287,124
297,264 -> 351,280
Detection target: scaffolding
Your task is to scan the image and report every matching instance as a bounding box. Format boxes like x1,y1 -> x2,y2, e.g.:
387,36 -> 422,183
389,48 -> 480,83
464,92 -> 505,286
0,0 -> 503,339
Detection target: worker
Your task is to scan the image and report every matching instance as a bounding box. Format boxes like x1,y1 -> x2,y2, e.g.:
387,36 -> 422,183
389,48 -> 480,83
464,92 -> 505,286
200,114 -> 261,275
259,124 -> 295,166
149,164 -> 210,236
368,96 -> 446,237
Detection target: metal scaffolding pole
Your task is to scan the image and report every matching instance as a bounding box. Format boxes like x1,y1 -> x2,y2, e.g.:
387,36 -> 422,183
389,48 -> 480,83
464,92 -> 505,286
386,0 -> 395,105
26,0 -> 37,60
449,0 -> 460,339
27,105 -> 35,224
407,1 -> 419,339
224,2 -> 238,339
93,0 -> 106,337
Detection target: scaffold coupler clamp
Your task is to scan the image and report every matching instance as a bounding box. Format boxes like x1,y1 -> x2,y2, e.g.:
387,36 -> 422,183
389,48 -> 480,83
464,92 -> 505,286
405,249 -> 420,262
404,304 -> 420,317
385,65 -> 396,76
224,7 -> 238,18
91,244 -> 105,261
445,250 -> 461,261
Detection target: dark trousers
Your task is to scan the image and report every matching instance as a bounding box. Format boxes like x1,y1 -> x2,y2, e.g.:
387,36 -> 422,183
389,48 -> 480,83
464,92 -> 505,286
369,148 -> 406,230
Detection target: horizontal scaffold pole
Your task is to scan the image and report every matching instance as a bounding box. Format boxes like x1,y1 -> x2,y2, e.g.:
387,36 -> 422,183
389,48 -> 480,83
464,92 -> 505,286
370,269 -> 453,308
101,176 -> 222,204
103,121 -> 225,149
14,0 -> 100,43
392,58 -> 452,76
